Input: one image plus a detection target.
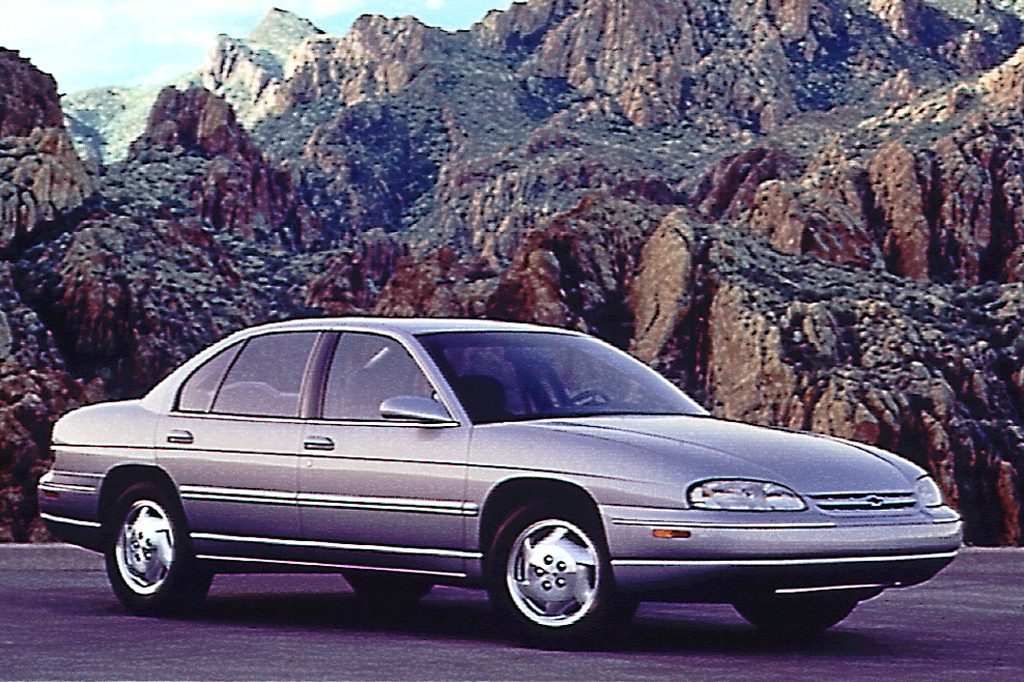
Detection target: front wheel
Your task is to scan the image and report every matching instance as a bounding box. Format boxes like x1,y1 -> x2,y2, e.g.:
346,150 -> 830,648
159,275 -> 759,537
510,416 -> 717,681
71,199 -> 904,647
104,483 -> 212,616
733,593 -> 860,638
488,504 -> 620,647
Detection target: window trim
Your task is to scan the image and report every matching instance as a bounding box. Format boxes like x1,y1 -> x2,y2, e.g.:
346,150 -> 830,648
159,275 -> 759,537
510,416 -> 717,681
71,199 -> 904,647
314,330 -> 460,425
173,340 -> 245,414
170,328 -> 466,427
302,332 -> 338,420
176,331 -> 322,419
415,329 -> 707,424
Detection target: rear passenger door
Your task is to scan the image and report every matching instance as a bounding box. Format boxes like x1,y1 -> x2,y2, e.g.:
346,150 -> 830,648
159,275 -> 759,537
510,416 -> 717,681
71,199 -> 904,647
298,332 -> 472,576
158,331 -> 320,555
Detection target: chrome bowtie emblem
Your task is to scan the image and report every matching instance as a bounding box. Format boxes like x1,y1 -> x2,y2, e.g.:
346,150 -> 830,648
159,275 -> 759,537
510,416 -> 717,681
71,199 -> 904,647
866,495 -> 885,507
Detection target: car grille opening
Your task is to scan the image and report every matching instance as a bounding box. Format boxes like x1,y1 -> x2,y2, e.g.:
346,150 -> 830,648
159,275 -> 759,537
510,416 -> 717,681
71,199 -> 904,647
809,492 -> 917,513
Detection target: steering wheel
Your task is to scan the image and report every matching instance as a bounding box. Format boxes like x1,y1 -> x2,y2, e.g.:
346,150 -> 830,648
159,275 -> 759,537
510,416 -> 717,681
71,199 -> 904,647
568,389 -> 612,407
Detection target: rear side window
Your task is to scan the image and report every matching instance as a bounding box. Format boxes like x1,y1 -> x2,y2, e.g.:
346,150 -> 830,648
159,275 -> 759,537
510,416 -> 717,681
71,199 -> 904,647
176,342 -> 243,413
211,332 -> 319,417
322,333 -> 434,420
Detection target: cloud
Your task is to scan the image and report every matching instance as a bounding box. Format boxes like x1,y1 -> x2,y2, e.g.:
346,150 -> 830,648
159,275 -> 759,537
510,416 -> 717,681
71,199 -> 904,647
0,1 -> 503,92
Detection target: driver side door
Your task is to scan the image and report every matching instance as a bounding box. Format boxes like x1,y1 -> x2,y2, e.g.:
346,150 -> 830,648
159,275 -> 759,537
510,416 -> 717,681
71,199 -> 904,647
298,332 -> 473,576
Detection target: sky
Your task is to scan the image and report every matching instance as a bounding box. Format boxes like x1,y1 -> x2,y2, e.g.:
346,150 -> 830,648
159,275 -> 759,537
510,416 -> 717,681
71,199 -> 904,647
0,1 -> 512,94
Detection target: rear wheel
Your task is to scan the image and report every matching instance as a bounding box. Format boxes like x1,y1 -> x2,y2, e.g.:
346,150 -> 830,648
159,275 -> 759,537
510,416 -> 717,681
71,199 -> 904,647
733,593 -> 860,638
487,503 -> 622,647
104,482 -> 212,616
342,570 -> 433,607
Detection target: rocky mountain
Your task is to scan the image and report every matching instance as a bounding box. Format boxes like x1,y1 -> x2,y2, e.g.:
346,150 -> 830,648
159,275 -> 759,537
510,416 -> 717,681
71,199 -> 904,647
1,0 -> 1023,544
64,8 -> 321,165
0,48 -> 94,540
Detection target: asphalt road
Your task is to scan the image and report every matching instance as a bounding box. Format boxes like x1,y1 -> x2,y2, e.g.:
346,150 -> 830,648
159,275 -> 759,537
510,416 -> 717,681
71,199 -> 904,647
1,546 -> 1021,681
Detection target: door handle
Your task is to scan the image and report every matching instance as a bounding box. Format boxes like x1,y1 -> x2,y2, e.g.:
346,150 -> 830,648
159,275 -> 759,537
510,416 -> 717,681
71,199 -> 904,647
167,430 -> 194,445
303,436 -> 335,452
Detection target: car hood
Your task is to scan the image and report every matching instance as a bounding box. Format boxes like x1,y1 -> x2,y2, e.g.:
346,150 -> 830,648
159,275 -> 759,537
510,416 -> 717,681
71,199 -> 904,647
523,415 -> 912,494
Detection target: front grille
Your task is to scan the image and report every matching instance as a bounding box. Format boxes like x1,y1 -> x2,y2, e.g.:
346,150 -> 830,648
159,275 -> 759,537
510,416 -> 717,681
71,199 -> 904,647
809,492 -> 917,513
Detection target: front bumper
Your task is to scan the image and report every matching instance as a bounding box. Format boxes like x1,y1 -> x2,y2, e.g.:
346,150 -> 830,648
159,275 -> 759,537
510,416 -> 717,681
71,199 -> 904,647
603,504 -> 962,601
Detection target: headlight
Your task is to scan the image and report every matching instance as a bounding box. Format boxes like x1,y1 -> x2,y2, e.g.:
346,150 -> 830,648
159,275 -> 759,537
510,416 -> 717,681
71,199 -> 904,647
915,475 -> 944,507
688,479 -> 806,511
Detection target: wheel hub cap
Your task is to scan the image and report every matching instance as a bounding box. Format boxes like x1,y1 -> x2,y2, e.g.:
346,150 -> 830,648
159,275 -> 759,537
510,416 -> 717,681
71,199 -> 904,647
507,520 -> 599,627
115,500 -> 174,595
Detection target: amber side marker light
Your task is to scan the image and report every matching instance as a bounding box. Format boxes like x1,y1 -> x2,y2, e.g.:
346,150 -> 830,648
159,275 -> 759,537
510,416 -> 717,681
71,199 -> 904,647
42,490 -> 59,500
652,528 -> 691,539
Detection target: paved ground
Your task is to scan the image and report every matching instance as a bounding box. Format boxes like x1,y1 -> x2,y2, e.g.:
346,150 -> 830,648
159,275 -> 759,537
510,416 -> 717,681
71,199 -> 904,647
0,546 -> 1021,680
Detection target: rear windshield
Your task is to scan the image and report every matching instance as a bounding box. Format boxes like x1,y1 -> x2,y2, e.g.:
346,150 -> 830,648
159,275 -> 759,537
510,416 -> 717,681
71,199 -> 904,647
417,331 -> 706,424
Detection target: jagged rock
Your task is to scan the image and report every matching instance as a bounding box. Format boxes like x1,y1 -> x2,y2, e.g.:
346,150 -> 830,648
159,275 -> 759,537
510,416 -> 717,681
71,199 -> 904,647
641,218 -> 1024,545
630,211 -> 709,395
869,0 -> 926,41
300,100 -> 450,237
979,43 -> 1024,108
271,15 -> 452,113
7,0 -> 1024,547
708,42 -> 1024,286
742,180 -> 881,267
876,69 -> 932,102
63,9 -> 322,165
0,51 -> 93,541
200,8 -> 323,126
63,84 -> 166,166
15,216 -> 254,393
373,247 -> 494,318
305,231 -> 409,314
472,0 -> 582,56
133,86 -> 257,159
485,192 -> 669,346
0,49 -> 63,137
0,50 -> 94,252
372,191 -> 669,345
681,147 -> 799,219
868,0 -> 1020,71
1,128 -> 94,250
522,0 -> 719,127
865,141 -> 934,280
860,114 -> 1024,283
0,263 -> 89,542
127,86 -> 317,247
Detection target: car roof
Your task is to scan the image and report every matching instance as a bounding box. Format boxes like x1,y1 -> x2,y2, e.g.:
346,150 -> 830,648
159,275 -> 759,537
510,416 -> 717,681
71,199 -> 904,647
237,317 -> 583,337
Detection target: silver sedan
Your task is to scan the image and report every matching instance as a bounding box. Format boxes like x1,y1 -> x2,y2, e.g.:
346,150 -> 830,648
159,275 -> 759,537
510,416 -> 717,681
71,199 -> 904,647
39,318 -> 962,645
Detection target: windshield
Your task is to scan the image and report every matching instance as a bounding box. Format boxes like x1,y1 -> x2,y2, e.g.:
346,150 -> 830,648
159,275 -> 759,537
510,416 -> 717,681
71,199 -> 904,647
417,331 -> 707,424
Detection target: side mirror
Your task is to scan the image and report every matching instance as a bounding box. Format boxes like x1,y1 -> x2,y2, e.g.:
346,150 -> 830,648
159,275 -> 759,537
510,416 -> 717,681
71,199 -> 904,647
379,396 -> 453,424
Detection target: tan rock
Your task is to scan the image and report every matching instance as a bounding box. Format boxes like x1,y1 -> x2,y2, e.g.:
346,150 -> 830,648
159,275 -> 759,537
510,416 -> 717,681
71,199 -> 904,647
631,212 -> 698,364
867,141 -> 932,280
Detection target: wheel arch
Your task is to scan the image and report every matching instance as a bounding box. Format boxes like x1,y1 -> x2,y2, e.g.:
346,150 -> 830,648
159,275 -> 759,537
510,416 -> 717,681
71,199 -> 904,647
478,476 -> 605,556
98,464 -> 180,531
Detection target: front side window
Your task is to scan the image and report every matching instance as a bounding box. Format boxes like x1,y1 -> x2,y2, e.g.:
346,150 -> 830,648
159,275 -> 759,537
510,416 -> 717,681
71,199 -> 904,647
418,331 -> 706,424
322,333 -> 435,420
211,332 -> 319,417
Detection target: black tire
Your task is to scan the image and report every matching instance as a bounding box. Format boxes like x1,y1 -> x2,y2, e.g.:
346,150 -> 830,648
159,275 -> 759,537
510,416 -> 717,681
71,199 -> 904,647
733,593 -> 860,638
103,482 -> 212,616
609,594 -> 641,624
342,570 -> 433,607
486,502 -> 622,647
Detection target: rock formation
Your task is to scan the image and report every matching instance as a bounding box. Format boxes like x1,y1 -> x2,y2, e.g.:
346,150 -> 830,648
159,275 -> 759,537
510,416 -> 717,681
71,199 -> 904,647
0,49 -> 94,540
126,86 -> 317,247
200,7 -> 323,126
1,49 -> 94,252
2,0 -> 1024,545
